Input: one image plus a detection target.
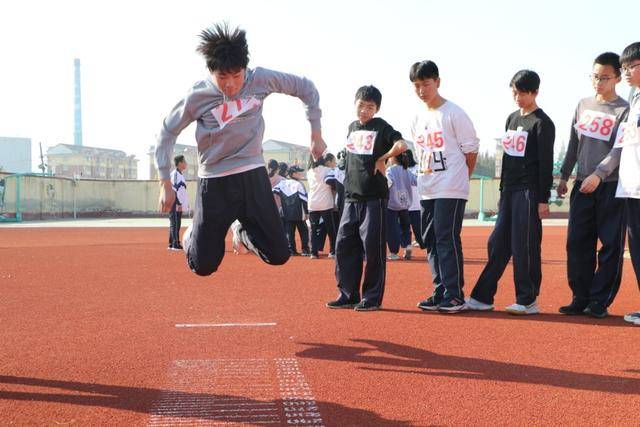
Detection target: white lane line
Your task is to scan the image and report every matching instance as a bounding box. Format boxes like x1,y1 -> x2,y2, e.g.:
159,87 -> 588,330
175,322 -> 277,328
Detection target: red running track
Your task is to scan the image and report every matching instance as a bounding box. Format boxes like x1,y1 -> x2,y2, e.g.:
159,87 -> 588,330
0,227 -> 639,426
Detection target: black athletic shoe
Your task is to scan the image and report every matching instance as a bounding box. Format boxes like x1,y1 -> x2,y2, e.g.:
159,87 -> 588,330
437,298 -> 467,313
417,296 -> 440,312
326,298 -> 359,309
354,299 -> 379,311
584,301 -> 608,318
559,300 -> 588,315
301,251 -> 311,257
290,251 -> 301,257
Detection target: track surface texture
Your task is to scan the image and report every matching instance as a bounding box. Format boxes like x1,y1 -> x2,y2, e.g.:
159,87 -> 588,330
1,227 -> 639,426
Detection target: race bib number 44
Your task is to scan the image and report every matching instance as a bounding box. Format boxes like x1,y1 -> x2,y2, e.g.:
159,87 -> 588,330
574,109 -> 616,142
501,129 -> 528,157
211,96 -> 261,130
415,130 -> 445,153
346,130 -> 377,155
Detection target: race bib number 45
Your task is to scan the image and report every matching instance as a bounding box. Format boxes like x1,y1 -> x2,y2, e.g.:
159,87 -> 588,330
502,129 -> 528,157
415,130 -> 445,153
211,96 -> 261,130
574,109 -> 616,142
346,130 -> 377,155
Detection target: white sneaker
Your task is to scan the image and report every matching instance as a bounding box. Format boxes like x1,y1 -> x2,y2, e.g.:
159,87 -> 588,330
181,224 -> 193,253
634,318 -> 640,326
387,253 -> 401,261
505,301 -> 539,315
466,297 -> 494,311
231,221 -> 248,254
623,311 -> 640,324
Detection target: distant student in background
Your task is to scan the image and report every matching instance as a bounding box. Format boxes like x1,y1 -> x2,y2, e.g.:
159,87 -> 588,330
308,153 -> 338,259
404,149 -> 423,256
386,152 -> 416,260
268,159 -> 284,213
273,165 -> 310,256
168,155 -> 189,251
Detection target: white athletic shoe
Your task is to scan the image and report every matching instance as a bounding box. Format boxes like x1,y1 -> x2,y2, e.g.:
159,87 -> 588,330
623,311 -> 640,324
387,253 -> 401,261
231,220 -> 249,254
634,318 -> 640,326
181,224 -> 193,253
466,297 -> 494,311
505,301 -> 540,315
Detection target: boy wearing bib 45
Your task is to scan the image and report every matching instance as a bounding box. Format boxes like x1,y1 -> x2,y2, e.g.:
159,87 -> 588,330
557,52 -> 629,318
409,60 -> 480,313
468,70 -> 555,315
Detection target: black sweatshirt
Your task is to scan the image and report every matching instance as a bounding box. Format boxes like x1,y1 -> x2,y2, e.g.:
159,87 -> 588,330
500,109 -> 555,203
344,117 -> 403,202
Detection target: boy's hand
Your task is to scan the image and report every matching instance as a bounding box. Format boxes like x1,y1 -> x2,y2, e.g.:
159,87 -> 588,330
579,174 -> 601,194
556,179 -> 568,197
158,180 -> 176,212
538,203 -> 550,219
375,158 -> 387,176
311,129 -> 326,160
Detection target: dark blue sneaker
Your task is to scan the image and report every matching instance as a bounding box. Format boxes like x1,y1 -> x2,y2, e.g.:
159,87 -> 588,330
437,298 -> 467,314
417,296 -> 440,312
326,297 -> 359,309
354,299 -> 379,311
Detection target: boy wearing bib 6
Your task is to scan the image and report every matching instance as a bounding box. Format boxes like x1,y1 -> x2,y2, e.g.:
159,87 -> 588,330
468,70 -> 555,315
557,52 -> 629,318
327,85 -> 407,312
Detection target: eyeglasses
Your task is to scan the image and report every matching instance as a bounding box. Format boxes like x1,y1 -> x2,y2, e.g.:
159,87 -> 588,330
590,74 -> 614,83
621,63 -> 640,74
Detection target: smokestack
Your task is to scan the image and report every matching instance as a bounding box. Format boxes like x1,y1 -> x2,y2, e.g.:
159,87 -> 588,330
74,58 -> 83,146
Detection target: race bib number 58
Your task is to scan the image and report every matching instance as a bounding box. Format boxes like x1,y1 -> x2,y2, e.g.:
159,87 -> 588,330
502,129 -> 528,157
574,109 -> 616,142
346,130 -> 377,155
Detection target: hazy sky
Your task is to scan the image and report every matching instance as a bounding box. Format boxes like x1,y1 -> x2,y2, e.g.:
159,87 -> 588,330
0,0 -> 637,178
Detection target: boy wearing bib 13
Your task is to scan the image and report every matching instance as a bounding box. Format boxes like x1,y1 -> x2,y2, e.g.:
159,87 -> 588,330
468,70 -> 555,315
409,60 -> 480,313
327,85 -> 407,312
557,52 -> 629,318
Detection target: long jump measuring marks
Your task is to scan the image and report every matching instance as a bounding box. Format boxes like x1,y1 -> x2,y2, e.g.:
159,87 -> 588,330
148,358 -> 324,426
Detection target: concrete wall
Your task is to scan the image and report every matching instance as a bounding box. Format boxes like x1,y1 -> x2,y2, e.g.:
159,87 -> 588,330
0,173 -> 572,220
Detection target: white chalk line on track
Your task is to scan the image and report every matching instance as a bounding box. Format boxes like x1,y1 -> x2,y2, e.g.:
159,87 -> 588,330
175,322 -> 277,328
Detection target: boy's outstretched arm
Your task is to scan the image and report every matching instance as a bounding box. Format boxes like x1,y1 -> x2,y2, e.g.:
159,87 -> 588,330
259,68 -> 326,159
155,96 -> 195,212
376,140 -> 408,176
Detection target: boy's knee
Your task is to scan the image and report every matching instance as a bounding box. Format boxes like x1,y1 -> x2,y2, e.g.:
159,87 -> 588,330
187,254 -> 220,277
267,250 -> 290,266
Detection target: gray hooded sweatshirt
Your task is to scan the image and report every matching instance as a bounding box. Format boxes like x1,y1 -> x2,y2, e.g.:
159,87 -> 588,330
155,67 -> 321,180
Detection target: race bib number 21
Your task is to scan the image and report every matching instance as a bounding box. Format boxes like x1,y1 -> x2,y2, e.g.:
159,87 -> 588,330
211,96 -> 261,130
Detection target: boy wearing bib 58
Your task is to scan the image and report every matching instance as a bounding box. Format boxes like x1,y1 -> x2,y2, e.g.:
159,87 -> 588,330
617,42 -> 640,326
557,52 -> 629,318
468,70 -> 555,315
409,60 -> 480,313
327,85 -> 407,312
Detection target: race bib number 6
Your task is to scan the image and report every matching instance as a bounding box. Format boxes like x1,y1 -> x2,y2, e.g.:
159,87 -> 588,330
346,130 -> 377,155
502,129 -> 528,157
574,109 -> 616,142
415,130 -> 445,153
211,96 -> 261,130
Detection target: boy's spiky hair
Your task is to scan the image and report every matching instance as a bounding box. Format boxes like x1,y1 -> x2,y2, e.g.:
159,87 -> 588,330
510,69 -> 540,93
196,23 -> 249,73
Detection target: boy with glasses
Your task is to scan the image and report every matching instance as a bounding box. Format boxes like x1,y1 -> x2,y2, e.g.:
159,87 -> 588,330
617,42 -> 640,326
556,52 -> 629,318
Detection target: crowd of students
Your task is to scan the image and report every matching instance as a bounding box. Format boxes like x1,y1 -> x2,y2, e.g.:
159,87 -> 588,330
156,22 -> 640,325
